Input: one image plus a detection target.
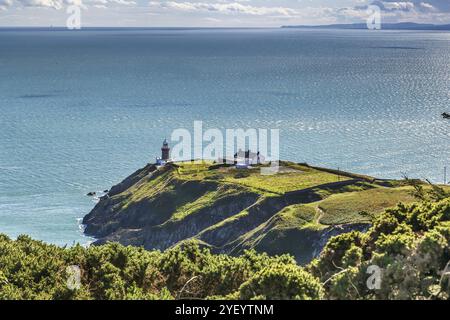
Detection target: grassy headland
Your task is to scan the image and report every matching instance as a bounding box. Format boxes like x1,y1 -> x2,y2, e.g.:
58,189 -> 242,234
1,161 -> 449,300
82,160 -> 441,264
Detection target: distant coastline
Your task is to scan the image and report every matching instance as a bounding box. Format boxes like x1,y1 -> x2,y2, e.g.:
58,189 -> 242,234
282,22 -> 450,31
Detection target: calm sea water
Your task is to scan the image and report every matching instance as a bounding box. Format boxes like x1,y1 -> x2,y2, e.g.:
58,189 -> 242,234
1,28 -> 450,245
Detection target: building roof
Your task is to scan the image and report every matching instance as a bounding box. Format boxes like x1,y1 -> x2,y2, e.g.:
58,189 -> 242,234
234,149 -> 259,159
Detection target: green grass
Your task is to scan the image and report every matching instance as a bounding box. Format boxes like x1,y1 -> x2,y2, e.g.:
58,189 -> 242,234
233,186 -> 419,263
170,161 -> 348,196
170,184 -> 245,221
233,204 -> 327,264
273,204 -> 317,229
175,161 -> 215,180
86,160 -> 450,266
118,170 -> 174,209
171,190 -> 218,221
223,164 -> 348,195
113,162 -> 424,229
107,160 -> 431,234
317,187 -> 417,225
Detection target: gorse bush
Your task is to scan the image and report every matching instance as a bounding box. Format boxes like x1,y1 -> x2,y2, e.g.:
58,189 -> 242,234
1,198 -> 449,300
239,264 -> 323,300
0,235 -> 319,300
309,199 -> 450,300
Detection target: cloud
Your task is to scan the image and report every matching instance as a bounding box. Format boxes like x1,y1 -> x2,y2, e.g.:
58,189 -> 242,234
1,0 -> 449,26
146,1 -> 450,24
0,0 -> 13,9
419,2 -> 435,10
21,0 -> 63,9
383,1 -> 415,11
368,0 -> 449,13
348,0 -> 450,23
1,0 -> 135,10
383,0 -> 450,11
148,1 -> 299,17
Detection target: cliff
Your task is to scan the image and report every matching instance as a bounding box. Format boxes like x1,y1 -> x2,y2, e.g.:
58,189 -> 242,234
83,161 -> 418,264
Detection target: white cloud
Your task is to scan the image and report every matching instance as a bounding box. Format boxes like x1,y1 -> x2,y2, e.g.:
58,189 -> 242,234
23,0 -> 63,9
419,2 -> 435,10
382,1 -> 415,11
149,1 -> 299,17
0,0 -> 13,10
380,0 -> 450,12
109,0 -> 135,5
1,0 -> 135,10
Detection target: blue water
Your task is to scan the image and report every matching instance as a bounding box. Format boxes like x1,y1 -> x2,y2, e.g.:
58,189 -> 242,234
1,28 -> 450,245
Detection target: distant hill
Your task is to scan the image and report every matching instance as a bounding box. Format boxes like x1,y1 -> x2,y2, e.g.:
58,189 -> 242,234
282,22 -> 450,30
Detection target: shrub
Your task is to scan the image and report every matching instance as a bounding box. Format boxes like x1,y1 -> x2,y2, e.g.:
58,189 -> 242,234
239,264 -> 324,300
2,196 -> 450,300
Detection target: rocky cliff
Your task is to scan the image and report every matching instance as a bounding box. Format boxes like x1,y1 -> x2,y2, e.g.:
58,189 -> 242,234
83,161 -> 416,264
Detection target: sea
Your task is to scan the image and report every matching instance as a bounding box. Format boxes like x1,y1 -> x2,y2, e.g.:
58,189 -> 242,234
1,28 -> 450,245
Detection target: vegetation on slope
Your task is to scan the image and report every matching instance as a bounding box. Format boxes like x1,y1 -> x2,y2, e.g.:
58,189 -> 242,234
316,187 -> 417,225
3,162 -> 450,300
83,161 -> 447,264
310,196 -> 450,300
0,235 -> 322,300
1,194 -> 449,300
175,161 -> 348,195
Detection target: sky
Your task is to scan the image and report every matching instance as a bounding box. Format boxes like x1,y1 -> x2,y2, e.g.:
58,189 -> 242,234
0,0 -> 449,27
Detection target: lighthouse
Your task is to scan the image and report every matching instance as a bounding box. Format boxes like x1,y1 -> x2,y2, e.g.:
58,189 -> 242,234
161,139 -> 170,161
156,139 -> 170,166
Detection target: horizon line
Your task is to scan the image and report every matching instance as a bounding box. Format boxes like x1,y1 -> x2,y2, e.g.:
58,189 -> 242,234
1,21 -> 450,30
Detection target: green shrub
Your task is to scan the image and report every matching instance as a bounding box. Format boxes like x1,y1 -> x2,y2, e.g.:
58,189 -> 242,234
239,264 -> 323,300
1,196 -> 450,300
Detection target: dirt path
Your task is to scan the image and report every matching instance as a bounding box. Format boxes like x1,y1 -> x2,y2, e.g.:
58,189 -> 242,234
315,206 -> 325,224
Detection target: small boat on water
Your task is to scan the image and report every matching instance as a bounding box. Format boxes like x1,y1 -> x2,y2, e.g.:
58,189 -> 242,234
442,112 -> 450,119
